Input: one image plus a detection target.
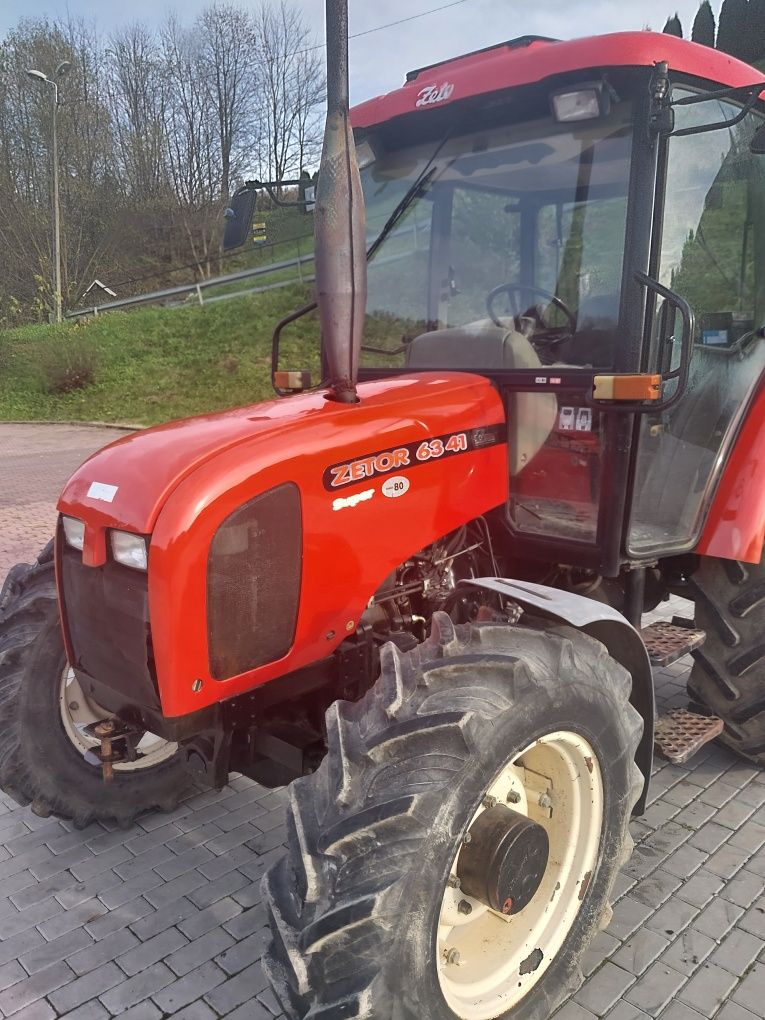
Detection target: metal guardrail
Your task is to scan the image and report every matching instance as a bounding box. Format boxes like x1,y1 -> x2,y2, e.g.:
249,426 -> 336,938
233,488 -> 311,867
64,218 -> 431,320
65,251 -> 316,320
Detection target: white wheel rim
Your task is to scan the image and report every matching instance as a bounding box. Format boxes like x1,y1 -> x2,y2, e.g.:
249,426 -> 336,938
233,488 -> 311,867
437,730 -> 604,1019
59,667 -> 177,772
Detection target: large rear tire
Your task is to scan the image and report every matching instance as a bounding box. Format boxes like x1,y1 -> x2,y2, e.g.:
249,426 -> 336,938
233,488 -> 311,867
263,612 -> 643,1020
689,555 -> 765,765
0,543 -> 190,827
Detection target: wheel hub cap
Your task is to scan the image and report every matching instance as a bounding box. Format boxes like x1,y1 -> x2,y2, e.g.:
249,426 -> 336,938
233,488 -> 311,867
457,804 -> 549,915
436,731 -> 605,1019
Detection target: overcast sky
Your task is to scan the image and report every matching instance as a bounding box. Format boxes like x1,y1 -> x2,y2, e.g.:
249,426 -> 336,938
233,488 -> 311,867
0,0 -> 713,104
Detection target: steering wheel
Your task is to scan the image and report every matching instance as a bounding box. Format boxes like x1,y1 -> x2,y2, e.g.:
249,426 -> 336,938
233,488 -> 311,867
487,283 -> 577,341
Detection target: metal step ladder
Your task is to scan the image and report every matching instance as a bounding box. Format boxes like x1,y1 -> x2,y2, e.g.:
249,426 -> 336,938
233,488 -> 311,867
641,620 -> 724,764
641,619 -> 706,666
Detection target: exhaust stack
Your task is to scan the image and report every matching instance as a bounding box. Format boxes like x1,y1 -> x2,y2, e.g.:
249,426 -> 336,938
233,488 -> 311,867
315,0 -> 367,403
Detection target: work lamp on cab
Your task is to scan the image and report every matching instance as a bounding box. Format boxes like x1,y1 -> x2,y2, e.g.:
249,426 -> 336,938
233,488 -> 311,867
110,530 -> 148,571
354,138 -> 377,170
551,82 -> 610,122
61,516 -> 85,551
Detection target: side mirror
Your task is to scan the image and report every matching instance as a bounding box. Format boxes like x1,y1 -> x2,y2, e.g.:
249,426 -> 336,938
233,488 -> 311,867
750,122 -> 765,154
223,187 -> 257,250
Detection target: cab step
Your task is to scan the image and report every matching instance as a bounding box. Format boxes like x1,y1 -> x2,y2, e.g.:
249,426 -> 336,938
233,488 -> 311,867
654,708 -> 724,765
641,621 -> 706,666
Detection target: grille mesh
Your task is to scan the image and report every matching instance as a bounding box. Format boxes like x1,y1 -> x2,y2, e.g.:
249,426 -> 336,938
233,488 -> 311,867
58,537 -> 160,711
207,483 -> 302,680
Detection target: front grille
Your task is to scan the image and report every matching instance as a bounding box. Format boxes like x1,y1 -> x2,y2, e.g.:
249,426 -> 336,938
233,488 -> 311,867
59,539 -> 160,711
207,482 -> 302,680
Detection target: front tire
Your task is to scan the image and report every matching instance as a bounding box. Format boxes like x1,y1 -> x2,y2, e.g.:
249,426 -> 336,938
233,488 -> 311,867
263,612 -> 643,1020
0,543 -> 190,827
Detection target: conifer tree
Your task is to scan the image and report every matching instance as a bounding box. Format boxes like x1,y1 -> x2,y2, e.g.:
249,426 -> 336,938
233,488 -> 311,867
663,13 -> 684,35
748,0 -> 765,62
691,1 -> 716,46
717,0 -> 750,59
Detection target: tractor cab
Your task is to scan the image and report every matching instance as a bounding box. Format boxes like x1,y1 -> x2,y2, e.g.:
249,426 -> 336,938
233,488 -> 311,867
344,34 -> 765,577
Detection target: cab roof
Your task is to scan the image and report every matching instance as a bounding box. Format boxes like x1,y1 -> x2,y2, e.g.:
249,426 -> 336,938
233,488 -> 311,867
351,31 -> 764,130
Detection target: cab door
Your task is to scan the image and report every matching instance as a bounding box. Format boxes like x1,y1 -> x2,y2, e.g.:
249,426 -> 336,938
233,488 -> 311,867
627,89 -> 765,557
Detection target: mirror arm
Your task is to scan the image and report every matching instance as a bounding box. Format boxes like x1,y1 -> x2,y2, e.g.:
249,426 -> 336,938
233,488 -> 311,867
671,81 -> 765,108
669,82 -> 765,138
272,301 -> 319,396
248,179 -> 315,209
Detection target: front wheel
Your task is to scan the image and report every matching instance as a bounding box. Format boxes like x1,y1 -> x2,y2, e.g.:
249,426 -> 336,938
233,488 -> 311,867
263,612 -> 643,1020
0,543 -> 190,827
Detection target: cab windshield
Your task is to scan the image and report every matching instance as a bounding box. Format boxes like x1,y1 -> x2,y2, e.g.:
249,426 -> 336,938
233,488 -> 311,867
359,97 -> 634,372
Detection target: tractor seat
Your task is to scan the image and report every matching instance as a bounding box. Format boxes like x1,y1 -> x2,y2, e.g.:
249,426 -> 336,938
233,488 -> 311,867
406,320 -> 542,372
406,320 -> 557,475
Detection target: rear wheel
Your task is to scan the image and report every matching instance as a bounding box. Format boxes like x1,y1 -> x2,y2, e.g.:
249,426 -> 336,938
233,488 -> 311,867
0,543 -> 189,827
689,555 -> 765,765
263,612 -> 643,1020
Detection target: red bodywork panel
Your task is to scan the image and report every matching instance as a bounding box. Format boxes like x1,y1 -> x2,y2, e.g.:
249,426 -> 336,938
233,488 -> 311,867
58,374 -> 507,718
352,32 -> 763,131
696,380 -> 765,564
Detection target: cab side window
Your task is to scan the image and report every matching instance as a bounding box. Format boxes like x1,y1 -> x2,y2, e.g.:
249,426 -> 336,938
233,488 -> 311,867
660,93 -> 765,347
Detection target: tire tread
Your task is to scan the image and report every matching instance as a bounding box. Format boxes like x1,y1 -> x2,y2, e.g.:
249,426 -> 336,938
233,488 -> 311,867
690,556 -> 765,764
264,614 -> 643,1019
0,547 -> 189,825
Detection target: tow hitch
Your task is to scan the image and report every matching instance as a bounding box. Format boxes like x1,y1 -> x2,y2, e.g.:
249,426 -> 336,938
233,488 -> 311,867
83,719 -> 144,781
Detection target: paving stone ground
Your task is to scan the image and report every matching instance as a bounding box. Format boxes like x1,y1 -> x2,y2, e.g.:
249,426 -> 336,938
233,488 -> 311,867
0,422 -> 764,1020
0,424 -> 132,576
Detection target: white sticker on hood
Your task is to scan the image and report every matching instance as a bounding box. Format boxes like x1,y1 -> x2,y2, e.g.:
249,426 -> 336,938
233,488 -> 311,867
87,481 -> 118,503
333,488 -> 375,512
382,476 -> 410,498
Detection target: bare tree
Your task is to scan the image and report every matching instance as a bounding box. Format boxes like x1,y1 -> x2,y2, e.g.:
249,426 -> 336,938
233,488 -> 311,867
106,22 -> 168,202
0,18 -> 83,317
0,1 -> 325,322
254,1 -> 324,186
197,2 -> 258,201
160,14 -> 220,275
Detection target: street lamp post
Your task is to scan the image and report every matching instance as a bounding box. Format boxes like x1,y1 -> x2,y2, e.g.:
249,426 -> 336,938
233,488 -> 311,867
26,60 -> 71,324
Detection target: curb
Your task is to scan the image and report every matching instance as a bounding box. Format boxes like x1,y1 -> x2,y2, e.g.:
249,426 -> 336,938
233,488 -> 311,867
0,419 -> 140,431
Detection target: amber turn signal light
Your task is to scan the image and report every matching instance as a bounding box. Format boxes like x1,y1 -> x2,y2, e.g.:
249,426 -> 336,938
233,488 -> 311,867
274,371 -> 312,392
592,374 -> 662,401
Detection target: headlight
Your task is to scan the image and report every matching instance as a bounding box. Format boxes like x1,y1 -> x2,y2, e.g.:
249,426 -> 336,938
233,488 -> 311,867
111,531 -> 148,571
62,516 -> 85,551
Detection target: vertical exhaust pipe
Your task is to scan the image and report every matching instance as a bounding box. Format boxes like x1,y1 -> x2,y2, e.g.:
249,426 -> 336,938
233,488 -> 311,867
315,0 -> 367,403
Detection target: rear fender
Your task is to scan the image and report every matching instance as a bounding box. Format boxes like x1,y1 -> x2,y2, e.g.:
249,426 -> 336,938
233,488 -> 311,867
467,577 -> 653,814
696,378 -> 765,565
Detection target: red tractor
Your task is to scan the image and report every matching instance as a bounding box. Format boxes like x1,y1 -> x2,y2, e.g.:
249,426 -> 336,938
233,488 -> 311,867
3,6 -> 765,1017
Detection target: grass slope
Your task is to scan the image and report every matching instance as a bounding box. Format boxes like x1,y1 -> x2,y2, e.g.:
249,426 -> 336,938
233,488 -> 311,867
0,284 -> 320,426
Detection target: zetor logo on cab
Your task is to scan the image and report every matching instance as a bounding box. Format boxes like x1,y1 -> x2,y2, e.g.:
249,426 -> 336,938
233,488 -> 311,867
416,82 -> 455,107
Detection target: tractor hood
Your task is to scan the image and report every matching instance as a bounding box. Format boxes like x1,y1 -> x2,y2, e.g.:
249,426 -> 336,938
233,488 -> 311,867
57,373 -> 506,562
57,371 -> 509,716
